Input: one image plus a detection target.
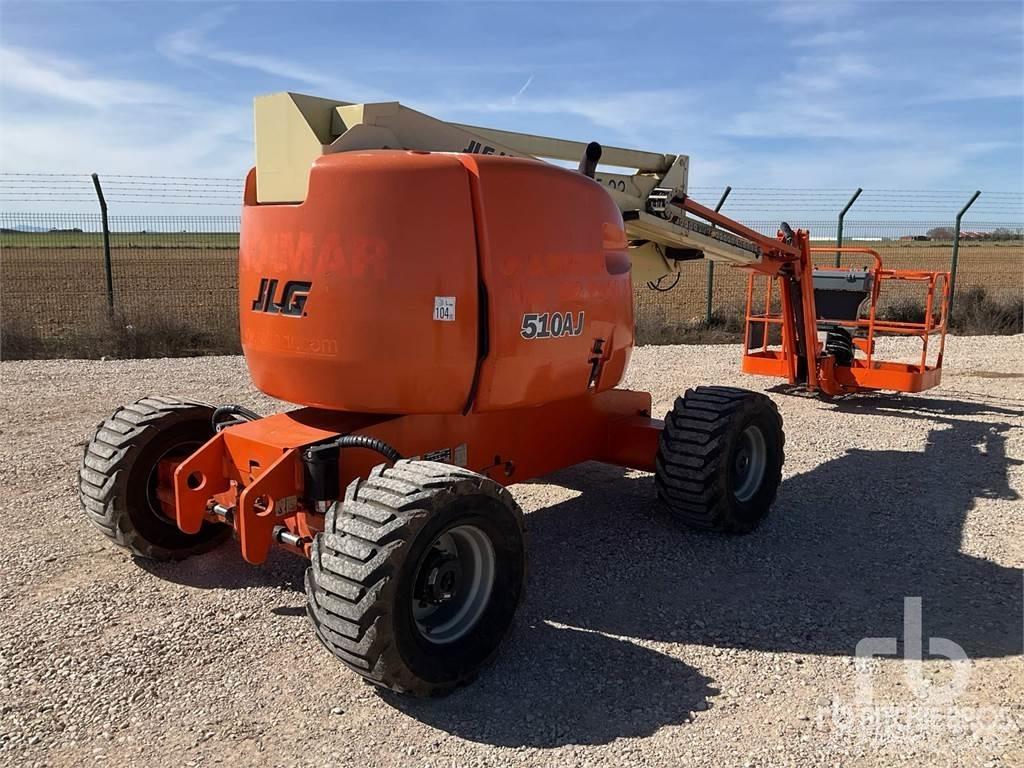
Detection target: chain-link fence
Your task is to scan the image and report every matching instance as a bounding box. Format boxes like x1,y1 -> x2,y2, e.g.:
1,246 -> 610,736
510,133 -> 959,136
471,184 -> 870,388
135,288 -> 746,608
1,174 -> 1021,358
1,210 -> 240,358
635,219 -> 1023,342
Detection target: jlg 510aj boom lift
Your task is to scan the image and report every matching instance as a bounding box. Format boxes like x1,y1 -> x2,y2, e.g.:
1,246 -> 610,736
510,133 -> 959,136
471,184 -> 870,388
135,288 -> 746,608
79,93 -> 949,695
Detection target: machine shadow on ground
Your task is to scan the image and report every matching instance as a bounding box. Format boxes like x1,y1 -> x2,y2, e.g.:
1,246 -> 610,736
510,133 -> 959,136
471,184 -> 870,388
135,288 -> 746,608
391,622 -> 718,747
769,385 -> 1024,424
527,416 -> 1022,660
402,413 -> 1021,746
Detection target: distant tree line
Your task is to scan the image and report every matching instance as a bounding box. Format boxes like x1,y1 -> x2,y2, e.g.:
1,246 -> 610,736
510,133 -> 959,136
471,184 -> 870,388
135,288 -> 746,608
925,226 -> 1022,241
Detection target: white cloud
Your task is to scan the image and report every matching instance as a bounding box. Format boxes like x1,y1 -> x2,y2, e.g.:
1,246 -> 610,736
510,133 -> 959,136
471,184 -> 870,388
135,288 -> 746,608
774,0 -> 858,25
0,6 -> 383,209
790,29 -> 866,47
780,52 -> 878,94
1,107 -> 249,177
0,46 -> 179,107
495,91 -> 691,131
204,49 -> 333,86
424,89 -> 697,149
156,5 -> 229,62
915,75 -> 1024,104
158,7 -> 331,86
724,51 -> 886,139
156,6 -> 379,98
0,44 -> 251,207
962,141 -> 1016,155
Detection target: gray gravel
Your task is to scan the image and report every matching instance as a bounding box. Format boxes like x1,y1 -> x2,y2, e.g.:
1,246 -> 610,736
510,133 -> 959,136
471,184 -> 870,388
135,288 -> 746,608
1,336 -> 1022,767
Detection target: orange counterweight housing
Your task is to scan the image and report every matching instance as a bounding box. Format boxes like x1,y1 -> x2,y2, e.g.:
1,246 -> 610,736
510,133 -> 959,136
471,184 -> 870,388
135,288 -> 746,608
240,151 -> 634,414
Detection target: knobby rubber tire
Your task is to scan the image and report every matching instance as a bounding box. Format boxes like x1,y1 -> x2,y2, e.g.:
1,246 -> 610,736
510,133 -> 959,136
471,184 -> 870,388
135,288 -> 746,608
656,386 -> 784,533
79,396 -> 230,560
305,460 -> 526,697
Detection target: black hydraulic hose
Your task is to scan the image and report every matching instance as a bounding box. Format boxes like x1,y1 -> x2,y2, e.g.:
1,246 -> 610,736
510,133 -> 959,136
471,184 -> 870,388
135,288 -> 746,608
329,434 -> 403,464
301,435 -> 403,501
211,404 -> 261,431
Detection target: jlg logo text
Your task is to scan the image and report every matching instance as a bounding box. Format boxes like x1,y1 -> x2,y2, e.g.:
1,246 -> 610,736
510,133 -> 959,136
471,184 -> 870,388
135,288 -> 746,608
251,278 -> 312,316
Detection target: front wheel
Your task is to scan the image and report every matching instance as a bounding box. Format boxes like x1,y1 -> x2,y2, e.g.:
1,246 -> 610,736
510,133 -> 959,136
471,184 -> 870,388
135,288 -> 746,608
305,460 -> 526,696
78,396 -> 230,560
656,386 -> 784,533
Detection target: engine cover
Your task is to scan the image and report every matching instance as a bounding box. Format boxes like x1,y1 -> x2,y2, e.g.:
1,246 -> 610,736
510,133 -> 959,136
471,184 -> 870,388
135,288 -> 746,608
240,150 -> 633,414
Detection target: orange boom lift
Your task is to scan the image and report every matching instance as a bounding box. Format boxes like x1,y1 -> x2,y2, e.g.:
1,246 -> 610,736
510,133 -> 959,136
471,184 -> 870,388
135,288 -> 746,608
79,95 -> 949,696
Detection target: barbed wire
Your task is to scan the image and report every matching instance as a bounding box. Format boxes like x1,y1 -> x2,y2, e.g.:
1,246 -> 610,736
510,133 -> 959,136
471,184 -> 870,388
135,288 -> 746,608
690,185 -> 1022,197
0,173 -> 1021,220
4,173 -> 1019,194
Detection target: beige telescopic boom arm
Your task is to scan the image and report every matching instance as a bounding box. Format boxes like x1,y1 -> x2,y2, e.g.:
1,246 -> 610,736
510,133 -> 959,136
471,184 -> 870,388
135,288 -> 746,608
254,92 -> 764,283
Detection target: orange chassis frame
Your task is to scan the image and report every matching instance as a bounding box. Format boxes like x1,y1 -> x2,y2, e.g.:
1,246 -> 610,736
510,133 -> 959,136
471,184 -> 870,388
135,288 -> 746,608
170,197 -> 949,565
172,389 -> 661,564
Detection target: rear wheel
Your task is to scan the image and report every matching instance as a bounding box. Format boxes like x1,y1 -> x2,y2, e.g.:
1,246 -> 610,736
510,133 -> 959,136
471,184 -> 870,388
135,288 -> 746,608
305,460 -> 525,696
79,396 -> 229,560
656,386 -> 784,533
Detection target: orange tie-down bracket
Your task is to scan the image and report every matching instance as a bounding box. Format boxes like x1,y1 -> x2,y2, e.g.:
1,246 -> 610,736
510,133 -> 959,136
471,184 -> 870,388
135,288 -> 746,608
173,389 -> 662,564
172,412 -> 363,564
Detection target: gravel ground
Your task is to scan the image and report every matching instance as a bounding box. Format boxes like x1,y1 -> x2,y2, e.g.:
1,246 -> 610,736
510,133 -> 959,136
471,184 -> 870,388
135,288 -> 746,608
1,336 -> 1022,768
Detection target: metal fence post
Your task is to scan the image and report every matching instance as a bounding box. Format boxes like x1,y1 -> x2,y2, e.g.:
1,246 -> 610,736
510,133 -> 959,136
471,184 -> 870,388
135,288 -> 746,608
705,185 -> 732,325
835,187 -> 863,267
949,189 -> 980,318
91,173 -> 114,314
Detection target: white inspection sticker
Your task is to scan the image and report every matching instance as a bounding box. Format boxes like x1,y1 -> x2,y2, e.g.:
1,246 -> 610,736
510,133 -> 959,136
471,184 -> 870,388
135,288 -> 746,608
433,296 -> 456,322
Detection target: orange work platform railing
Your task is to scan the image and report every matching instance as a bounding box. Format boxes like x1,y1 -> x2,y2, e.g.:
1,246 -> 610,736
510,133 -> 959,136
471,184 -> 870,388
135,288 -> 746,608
740,246 -> 950,396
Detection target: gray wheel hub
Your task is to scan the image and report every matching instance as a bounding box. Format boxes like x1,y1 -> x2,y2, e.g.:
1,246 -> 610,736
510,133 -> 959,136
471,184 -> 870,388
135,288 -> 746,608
412,524 -> 496,645
733,424 -> 767,503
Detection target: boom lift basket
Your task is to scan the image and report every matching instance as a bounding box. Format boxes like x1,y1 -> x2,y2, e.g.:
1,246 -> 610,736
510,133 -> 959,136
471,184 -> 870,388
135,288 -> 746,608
742,247 -> 950,395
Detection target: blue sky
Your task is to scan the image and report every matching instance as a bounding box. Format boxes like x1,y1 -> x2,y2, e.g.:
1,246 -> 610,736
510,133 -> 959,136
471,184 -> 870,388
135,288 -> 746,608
0,0 -> 1021,216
